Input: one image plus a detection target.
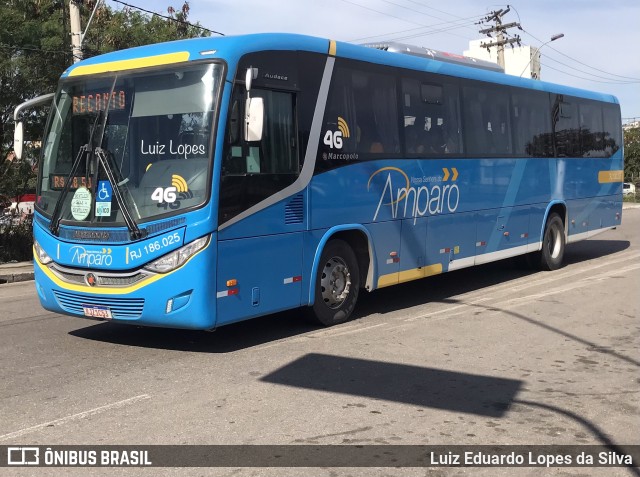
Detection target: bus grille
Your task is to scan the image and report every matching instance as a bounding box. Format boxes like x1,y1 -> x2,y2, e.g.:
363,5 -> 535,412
53,290 -> 145,319
54,269 -> 148,287
285,194 -> 304,224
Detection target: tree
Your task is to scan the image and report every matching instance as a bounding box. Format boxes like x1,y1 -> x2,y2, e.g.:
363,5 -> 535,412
624,127 -> 640,183
0,0 -> 209,200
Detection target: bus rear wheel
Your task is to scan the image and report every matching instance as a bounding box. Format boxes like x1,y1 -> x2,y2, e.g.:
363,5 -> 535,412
536,213 -> 565,271
308,239 -> 360,326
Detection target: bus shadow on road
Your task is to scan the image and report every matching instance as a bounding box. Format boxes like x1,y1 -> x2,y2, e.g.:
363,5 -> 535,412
355,239 -> 630,318
562,239 -> 630,265
69,239 -> 630,352
69,308 -> 318,353
261,353 -> 522,418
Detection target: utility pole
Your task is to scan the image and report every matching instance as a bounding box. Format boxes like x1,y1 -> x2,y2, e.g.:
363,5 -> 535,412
478,7 -> 521,69
69,0 -> 83,63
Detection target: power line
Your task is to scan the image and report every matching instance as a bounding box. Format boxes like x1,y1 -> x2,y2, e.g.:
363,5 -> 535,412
0,44 -> 70,55
542,55 -> 639,84
540,62 -> 640,85
521,27 -> 640,82
351,13 -> 484,43
109,0 -> 224,36
341,0 -> 479,41
377,0 -> 481,33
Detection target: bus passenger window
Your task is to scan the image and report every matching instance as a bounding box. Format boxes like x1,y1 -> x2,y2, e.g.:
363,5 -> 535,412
402,77 -> 461,156
463,85 -> 511,156
578,100 -> 605,157
319,63 -> 399,163
602,103 -> 621,156
553,95 -> 579,157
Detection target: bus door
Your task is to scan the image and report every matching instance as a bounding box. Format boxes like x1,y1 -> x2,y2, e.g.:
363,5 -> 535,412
216,86 -> 304,325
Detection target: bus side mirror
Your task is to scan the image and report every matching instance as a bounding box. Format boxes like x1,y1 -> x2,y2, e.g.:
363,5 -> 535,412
245,97 -> 264,142
14,121 -> 24,160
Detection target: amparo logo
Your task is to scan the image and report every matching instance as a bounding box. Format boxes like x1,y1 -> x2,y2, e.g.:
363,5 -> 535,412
367,167 -> 460,224
70,245 -> 113,267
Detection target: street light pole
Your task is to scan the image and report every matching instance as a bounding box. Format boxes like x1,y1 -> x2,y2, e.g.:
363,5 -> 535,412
519,33 -> 564,79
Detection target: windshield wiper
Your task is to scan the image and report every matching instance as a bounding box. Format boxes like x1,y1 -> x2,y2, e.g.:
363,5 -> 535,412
94,147 -> 146,240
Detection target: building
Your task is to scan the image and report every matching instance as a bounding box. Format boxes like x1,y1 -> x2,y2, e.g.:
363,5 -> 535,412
464,39 -> 540,79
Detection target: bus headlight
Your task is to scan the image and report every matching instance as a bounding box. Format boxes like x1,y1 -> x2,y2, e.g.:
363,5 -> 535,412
144,235 -> 209,273
34,240 -> 53,265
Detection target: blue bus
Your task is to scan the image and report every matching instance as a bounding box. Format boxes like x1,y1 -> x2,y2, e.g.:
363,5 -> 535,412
27,33 -> 623,329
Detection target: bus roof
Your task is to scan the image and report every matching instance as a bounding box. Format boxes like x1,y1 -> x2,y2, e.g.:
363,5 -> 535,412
62,33 -> 618,105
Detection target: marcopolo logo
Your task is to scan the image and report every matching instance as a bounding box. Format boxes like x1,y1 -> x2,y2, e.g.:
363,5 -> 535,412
368,167 -> 460,224
70,245 -> 113,267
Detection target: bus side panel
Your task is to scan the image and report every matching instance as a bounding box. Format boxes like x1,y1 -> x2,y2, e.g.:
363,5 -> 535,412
590,195 -> 620,231
399,217 -> 427,281
528,203 -> 547,250
476,206 -> 531,256
426,212 -> 475,271
367,220 -> 402,288
566,198 -> 592,239
216,232 -> 303,325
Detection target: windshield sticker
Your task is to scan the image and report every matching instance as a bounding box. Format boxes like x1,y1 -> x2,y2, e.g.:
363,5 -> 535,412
95,180 -> 112,217
71,187 -> 92,221
140,139 -> 206,159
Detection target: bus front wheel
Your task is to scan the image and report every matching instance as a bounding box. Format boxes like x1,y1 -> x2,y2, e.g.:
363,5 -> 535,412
537,213 -> 565,271
308,239 -> 360,326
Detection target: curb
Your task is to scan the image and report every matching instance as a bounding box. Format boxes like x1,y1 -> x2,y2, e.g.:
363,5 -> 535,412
0,271 -> 35,284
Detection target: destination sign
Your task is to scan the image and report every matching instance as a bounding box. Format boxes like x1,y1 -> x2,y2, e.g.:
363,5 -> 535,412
72,90 -> 127,115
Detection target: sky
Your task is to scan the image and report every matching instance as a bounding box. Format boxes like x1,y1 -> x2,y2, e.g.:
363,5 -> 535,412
104,0 -> 640,122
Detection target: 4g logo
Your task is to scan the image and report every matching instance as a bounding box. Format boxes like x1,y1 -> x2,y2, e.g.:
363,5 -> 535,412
323,116 -> 351,150
151,174 -> 189,209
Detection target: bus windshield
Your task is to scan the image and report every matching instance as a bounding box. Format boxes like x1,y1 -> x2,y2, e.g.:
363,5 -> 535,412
37,62 -> 222,226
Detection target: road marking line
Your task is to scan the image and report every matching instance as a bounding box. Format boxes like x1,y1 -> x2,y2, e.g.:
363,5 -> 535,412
404,263 -> 640,324
403,252 -> 640,322
442,251 -> 640,305
0,394 -> 150,441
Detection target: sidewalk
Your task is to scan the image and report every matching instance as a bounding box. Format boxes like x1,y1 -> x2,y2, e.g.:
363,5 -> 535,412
0,260 -> 34,284
1,202 -> 638,285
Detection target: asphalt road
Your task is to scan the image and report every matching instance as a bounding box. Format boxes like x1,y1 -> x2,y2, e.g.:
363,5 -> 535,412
1,209 -> 639,477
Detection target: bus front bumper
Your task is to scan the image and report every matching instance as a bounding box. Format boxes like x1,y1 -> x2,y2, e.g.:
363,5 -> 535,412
33,242 -> 217,330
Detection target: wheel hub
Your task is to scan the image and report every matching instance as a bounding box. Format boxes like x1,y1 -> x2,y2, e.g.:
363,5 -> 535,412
321,257 -> 351,309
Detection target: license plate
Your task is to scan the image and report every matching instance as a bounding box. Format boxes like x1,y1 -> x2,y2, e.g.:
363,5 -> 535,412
82,305 -> 112,319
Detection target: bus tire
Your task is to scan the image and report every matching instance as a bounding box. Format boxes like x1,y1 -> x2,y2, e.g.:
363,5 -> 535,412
537,213 -> 565,271
307,239 -> 360,326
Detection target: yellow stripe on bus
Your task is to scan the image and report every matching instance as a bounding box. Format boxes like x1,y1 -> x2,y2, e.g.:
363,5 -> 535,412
377,264 -> 443,289
34,254 -> 162,295
598,170 -> 624,183
68,52 -> 190,77
328,40 -> 337,56
33,238 -> 209,295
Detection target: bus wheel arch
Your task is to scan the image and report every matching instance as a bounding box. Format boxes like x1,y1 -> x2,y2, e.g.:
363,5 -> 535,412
307,227 -> 373,326
535,203 -> 567,271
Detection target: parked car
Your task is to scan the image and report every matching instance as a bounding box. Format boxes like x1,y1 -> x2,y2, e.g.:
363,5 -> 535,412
623,182 -> 636,196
